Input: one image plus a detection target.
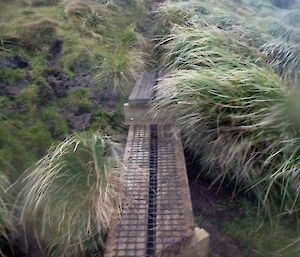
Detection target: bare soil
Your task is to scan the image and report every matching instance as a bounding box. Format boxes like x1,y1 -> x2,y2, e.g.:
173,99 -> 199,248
186,151 -> 249,257
189,179 -> 245,257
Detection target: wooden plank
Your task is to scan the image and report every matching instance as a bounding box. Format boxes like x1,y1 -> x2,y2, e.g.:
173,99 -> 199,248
155,125 -> 194,257
104,125 -> 150,257
129,71 -> 157,105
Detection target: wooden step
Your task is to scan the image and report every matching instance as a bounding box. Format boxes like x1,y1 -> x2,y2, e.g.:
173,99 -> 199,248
128,71 -> 157,105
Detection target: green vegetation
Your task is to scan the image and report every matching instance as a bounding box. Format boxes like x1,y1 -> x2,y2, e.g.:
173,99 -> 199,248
0,172 -> 9,237
196,196 -> 300,257
223,215 -> 300,257
0,118 -> 53,175
65,88 -> 92,112
155,0 -> 300,218
0,0 -> 147,174
41,106 -> 69,137
0,0 -> 147,255
16,132 -> 123,257
0,68 -> 24,83
155,67 -> 300,215
1,0 -> 300,256
222,199 -> 300,257
154,0 -> 300,255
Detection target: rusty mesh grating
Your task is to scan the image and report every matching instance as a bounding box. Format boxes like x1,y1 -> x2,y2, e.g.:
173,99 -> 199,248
156,125 -> 187,256
108,125 -> 150,257
104,124 -> 194,257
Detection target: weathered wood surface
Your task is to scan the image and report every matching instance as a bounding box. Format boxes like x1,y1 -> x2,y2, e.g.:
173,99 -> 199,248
105,70 -> 209,257
128,71 -> 157,105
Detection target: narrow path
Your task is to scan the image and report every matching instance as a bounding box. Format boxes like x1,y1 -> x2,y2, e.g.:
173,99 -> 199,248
104,3 -> 210,256
104,72 -> 198,257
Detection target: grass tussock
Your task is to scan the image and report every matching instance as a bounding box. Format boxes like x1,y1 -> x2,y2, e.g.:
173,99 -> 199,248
154,0 -> 300,219
17,132 -> 123,257
0,173 -> 10,238
23,0 -> 60,7
95,49 -> 145,93
261,41 -> 300,85
159,24 -> 258,71
154,67 -> 300,216
0,0 -> 147,176
19,19 -> 58,51
157,1 -> 193,26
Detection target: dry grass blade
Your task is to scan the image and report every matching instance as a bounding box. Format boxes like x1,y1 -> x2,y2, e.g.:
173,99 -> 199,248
156,0 -> 194,26
0,173 -> 10,238
153,67 -> 300,216
16,132 -> 124,257
158,24 -> 259,71
261,42 -> 300,85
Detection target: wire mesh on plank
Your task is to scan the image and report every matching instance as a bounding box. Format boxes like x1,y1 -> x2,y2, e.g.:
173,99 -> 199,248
111,125 -> 150,257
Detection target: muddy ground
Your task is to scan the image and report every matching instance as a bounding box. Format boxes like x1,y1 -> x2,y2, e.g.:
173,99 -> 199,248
187,154 -> 253,257
189,179 -> 245,257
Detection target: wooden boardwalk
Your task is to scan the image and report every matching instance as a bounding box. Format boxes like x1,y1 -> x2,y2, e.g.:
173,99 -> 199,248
104,72 -> 209,257
128,72 -> 157,105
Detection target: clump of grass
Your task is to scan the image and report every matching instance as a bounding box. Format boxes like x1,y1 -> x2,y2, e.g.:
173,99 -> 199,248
24,0 -> 60,7
280,9 -> 300,27
0,173 -> 9,238
270,22 -> 300,44
157,1 -> 194,26
19,19 -> 58,51
261,41 -> 300,85
0,119 -> 53,174
65,88 -> 92,112
62,0 -> 146,91
153,67 -> 300,216
17,132 -> 123,257
0,68 -> 24,84
269,9 -> 300,43
41,106 -> 68,137
159,24 -> 258,71
95,49 -> 144,93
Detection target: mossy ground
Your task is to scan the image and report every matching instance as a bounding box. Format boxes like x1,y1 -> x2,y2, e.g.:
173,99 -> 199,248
191,179 -> 300,257
0,0 -> 148,176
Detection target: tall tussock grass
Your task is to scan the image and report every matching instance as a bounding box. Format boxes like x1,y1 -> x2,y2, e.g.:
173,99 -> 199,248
63,0 -> 146,92
0,173 -> 10,238
15,132 -> 123,257
156,1 -> 193,26
159,24 -> 258,71
261,42 -> 300,85
155,0 -> 300,218
154,67 -> 300,216
95,49 -> 145,94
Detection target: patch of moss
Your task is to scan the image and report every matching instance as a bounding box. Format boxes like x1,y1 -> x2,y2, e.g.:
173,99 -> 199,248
221,200 -> 300,257
64,88 -> 92,112
19,19 -> 58,51
89,109 -> 125,135
0,119 -> 52,175
41,106 -> 68,137
25,53 -> 48,78
0,96 -> 11,111
0,68 -> 24,83
17,84 -> 39,105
